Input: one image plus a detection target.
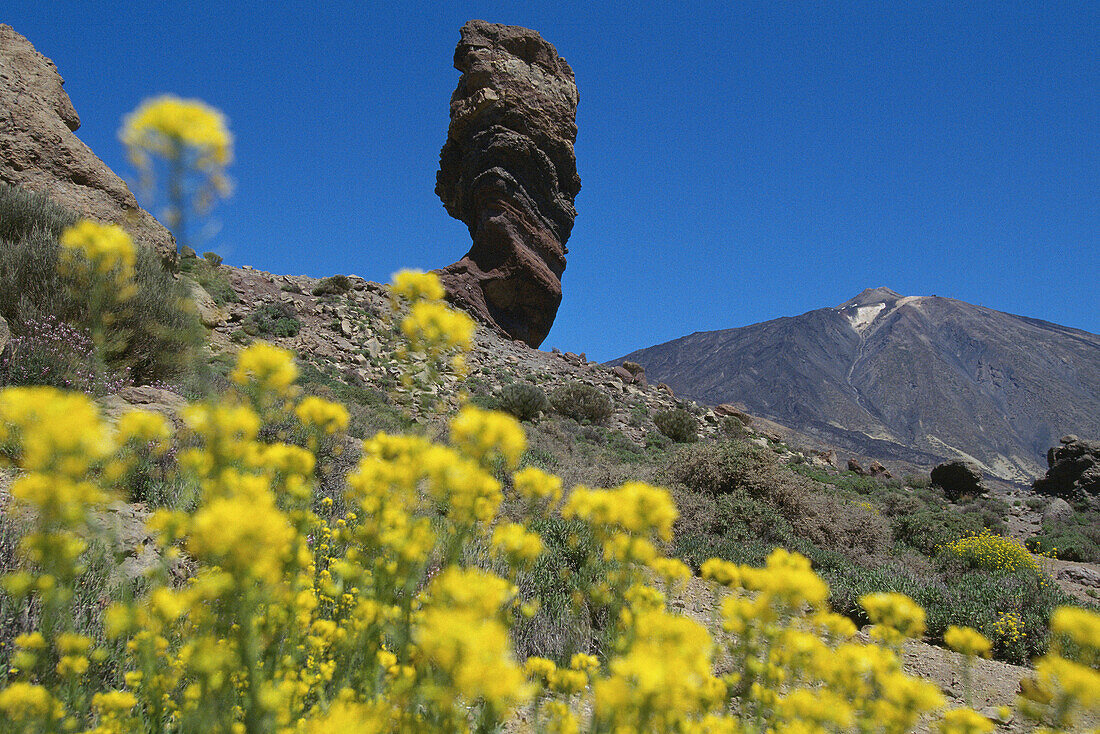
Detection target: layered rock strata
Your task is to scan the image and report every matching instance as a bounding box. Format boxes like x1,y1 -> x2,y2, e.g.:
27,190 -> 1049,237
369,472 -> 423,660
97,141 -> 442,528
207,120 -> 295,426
435,20 -> 580,348
0,25 -> 175,256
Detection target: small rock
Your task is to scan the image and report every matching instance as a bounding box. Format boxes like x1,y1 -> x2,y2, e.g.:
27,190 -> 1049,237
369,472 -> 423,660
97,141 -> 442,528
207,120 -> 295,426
340,319 -> 354,337
980,705 -> 1012,724
848,458 -> 868,476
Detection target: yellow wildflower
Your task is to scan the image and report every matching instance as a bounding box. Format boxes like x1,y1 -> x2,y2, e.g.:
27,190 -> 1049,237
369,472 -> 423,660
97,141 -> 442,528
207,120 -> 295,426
390,269 -> 445,303
59,220 -> 136,283
230,342 -> 298,395
944,626 -> 992,658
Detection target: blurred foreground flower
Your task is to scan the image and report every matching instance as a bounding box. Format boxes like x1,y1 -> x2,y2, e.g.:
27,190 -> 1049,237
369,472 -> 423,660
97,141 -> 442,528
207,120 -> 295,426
119,95 -> 233,262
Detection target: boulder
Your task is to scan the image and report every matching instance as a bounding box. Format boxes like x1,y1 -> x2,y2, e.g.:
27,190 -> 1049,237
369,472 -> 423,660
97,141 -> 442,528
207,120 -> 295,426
0,314 -> 9,358
1058,565 -> 1100,589
611,365 -> 634,383
847,458 -> 868,476
0,25 -> 175,257
1033,437 -> 1100,499
930,460 -> 985,500
434,20 -> 580,348
1042,497 -> 1074,524
186,279 -> 227,328
868,460 -> 892,479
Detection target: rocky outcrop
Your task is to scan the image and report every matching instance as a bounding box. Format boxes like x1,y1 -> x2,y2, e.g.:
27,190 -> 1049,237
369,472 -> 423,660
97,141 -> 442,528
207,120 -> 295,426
1034,436 -> 1100,499
0,25 -> 175,257
435,20 -> 580,348
930,460 -> 986,500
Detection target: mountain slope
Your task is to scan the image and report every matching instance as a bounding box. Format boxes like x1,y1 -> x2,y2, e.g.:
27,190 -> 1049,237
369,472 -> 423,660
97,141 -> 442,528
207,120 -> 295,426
617,288 -> 1100,482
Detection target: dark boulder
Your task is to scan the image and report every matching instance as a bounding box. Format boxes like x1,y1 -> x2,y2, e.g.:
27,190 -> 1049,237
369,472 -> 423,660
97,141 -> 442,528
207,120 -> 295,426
930,460 -> 985,500
1033,437 -> 1100,499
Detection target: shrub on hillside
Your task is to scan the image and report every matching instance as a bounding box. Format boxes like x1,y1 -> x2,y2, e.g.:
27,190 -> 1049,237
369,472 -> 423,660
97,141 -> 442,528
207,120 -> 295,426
180,255 -> 238,305
312,274 -> 353,296
0,316 -> 129,396
202,251 -> 223,267
664,440 -> 776,497
499,382 -> 548,422
890,507 -> 986,556
0,182 -> 203,383
1026,513 -> 1100,562
243,301 -> 301,338
654,408 -> 698,443
549,381 -> 612,425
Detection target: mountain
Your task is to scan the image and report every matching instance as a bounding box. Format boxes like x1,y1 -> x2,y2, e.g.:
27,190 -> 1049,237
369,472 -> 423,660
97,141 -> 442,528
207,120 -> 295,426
616,288 -> 1100,482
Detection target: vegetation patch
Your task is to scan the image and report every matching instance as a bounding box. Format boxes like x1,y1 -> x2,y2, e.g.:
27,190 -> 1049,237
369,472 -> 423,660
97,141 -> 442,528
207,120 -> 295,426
548,381 -> 612,425
0,182 -> 203,384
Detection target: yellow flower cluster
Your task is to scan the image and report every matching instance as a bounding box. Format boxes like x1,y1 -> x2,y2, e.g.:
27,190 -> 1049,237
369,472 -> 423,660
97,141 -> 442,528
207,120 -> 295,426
2,269 -> 1099,734
387,270 -> 473,408
58,220 -> 137,285
944,625 -> 992,658
943,529 -> 1040,573
119,95 -> 233,170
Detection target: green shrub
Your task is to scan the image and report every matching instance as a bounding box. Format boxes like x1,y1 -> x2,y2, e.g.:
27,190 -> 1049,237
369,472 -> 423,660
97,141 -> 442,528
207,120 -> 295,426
822,561 -> 1067,664
312,274 -> 353,296
719,415 -> 748,438
654,408 -> 697,443
549,382 -> 612,425
891,507 -> 985,556
511,516 -> 614,662
180,256 -> 238,305
664,441 -> 775,496
0,183 -> 203,384
203,251 -> 223,267
498,382 -> 548,422
1027,514 -> 1100,562
243,301 -> 301,338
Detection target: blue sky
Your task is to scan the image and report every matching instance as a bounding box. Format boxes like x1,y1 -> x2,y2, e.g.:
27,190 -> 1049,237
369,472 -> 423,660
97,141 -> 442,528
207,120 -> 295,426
7,1 -> 1098,359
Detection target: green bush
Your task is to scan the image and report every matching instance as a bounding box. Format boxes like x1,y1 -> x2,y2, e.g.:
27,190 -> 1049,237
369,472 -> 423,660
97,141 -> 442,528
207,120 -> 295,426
202,251 -> 223,267
549,382 -> 613,425
180,256 -> 238,305
312,274 -> 353,296
1027,514 -> 1100,562
243,301 -> 301,338
822,561 -> 1067,664
511,516 -> 614,662
498,382 -> 548,422
890,507 -> 985,556
664,441 -> 775,496
0,182 -> 203,384
654,408 -> 698,443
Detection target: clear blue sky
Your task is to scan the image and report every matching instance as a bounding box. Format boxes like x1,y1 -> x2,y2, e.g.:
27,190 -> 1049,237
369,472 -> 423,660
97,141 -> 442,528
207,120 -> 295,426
7,1 -> 1098,360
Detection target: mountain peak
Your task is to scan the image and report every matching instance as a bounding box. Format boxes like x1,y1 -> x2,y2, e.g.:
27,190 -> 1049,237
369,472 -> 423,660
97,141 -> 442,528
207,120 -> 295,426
838,287 -> 903,309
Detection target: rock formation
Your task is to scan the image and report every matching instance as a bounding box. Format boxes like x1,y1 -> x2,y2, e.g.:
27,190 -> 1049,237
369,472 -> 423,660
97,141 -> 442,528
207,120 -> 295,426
435,20 -> 580,348
0,25 -> 175,256
930,460 -> 985,500
1034,436 -> 1100,500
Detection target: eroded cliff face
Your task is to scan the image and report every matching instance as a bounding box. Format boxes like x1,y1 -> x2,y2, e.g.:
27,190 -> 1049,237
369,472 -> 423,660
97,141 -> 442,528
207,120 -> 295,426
0,25 -> 175,257
435,20 -> 580,348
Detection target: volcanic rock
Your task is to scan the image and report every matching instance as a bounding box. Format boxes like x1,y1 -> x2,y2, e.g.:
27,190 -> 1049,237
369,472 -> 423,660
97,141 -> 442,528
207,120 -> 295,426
0,25 -> 175,257
867,460 -> 891,479
1034,437 -> 1100,499
930,460 -> 986,500
435,20 -> 580,348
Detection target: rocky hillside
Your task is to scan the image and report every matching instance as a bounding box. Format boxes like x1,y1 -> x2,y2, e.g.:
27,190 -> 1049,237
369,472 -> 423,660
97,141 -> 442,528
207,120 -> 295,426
616,287 -> 1100,483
